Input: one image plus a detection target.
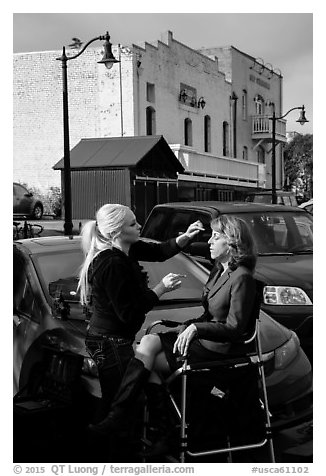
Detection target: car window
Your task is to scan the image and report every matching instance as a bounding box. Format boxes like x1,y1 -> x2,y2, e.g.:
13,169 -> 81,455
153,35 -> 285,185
276,196 -> 283,205
290,196 -> 298,206
254,195 -> 271,204
238,212 -> 313,254
142,210 -> 167,240
167,212 -> 192,239
283,196 -> 291,206
190,212 -> 213,243
13,251 -> 42,323
14,184 -> 26,199
33,249 -> 84,297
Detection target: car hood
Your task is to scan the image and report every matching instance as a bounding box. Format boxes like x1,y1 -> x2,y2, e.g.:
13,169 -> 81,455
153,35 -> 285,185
255,255 -> 312,293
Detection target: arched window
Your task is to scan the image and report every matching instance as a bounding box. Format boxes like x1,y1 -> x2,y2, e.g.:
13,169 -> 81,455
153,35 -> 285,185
254,95 -> 265,115
184,118 -> 193,146
223,121 -> 229,156
204,115 -> 211,152
242,90 -> 247,120
257,146 -> 265,164
146,107 -> 156,135
243,146 -> 248,161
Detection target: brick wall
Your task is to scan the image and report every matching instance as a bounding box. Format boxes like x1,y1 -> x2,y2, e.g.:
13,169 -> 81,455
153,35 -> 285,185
13,45 -> 133,192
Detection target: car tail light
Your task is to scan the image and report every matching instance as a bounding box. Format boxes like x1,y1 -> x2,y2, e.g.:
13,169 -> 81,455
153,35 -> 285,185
274,333 -> 300,369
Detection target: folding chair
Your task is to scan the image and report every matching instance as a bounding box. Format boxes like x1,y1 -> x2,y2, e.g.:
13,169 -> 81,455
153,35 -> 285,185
142,280 -> 275,463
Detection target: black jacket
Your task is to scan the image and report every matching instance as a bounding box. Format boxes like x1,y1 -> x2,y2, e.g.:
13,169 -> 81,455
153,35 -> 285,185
88,239 -> 181,339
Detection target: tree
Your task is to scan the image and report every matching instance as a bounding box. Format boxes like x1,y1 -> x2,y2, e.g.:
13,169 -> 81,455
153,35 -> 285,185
284,133 -> 313,200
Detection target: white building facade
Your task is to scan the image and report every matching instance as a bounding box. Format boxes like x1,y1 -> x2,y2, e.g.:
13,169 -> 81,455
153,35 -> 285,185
13,31 -> 286,201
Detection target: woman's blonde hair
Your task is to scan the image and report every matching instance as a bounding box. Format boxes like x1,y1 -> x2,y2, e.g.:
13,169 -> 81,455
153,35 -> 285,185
78,203 -> 130,305
210,214 -> 257,270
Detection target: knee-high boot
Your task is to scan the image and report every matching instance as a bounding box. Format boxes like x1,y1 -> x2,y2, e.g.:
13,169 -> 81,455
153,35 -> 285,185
142,382 -> 173,457
89,357 -> 150,436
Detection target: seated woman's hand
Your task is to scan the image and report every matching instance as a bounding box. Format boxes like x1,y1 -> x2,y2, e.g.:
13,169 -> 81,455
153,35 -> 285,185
173,324 -> 197,356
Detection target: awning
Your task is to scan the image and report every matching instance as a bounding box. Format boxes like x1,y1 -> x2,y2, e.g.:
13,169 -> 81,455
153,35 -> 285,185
53,135 -> 184,173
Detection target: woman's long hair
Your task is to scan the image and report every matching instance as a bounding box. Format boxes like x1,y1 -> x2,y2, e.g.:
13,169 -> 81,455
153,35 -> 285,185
78,204 -> 130,305
210,215 -> 257,271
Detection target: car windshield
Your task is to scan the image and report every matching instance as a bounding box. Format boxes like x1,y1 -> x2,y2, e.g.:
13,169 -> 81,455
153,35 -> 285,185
237,211 -> 313,255
140,253 -> 205,303
33,249 -> 83,300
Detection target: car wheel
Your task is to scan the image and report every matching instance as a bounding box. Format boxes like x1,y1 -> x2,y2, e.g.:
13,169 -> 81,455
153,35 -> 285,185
32,204 -> 43,219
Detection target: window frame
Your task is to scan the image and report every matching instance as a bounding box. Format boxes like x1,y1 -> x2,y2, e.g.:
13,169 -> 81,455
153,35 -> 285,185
146,106 -> 156,135
204,115 -> 211,153
184,118 -> 193,146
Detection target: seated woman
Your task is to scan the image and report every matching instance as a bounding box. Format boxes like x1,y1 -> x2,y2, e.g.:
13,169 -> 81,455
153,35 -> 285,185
90,214 -> 258,455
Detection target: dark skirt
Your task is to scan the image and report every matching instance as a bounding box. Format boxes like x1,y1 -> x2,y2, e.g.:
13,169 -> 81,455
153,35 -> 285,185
159,331 -> 229,373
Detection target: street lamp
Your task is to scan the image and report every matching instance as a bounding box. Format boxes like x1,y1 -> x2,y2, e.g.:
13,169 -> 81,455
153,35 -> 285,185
270,104 -> 308,204
56,32 -> 119,235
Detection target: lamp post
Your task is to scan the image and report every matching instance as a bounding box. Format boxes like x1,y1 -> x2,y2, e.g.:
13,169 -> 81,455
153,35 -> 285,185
56,32 -> 119,235
270,104 -> 308,204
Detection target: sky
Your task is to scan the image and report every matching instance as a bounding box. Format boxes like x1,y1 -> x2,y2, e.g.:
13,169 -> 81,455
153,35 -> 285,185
11,9 -> 314,134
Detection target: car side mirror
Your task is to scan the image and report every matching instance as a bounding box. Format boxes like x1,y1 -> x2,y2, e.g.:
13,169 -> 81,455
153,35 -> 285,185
24,192 -> 33,198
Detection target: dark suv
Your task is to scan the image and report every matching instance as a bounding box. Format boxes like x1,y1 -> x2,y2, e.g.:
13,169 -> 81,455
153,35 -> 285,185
13,183 -> 44,219
141,202 -> 313,361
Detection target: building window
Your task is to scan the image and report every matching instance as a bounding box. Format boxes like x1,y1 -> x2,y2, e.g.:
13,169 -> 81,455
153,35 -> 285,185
242,90 -> 247,120
254,95 -> 265,115
184,118 -> 193,146
204,115 -> 211,153
146,83 -> 155,103
243,146 -> 248,161
257,146 -> 265,164
146,107 -> 156,135
223,121 -> 229,156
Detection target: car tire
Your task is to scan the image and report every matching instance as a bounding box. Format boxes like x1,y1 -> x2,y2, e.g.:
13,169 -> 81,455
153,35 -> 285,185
32,203 -> 43,219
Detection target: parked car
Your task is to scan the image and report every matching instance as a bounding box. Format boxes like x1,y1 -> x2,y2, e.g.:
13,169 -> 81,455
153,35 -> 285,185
13,182 -> 43,219
245,191 -> 298,207
141,202 -> 313,361
299,198 -> 313,215
13,235 -> 312,429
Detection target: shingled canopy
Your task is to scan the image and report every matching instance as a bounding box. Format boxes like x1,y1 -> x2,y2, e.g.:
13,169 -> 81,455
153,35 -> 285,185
53,135 -> 184,221
53,135 -> 184,175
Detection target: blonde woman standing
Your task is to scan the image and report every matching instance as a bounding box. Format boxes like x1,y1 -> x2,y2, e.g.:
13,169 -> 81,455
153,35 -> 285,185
78,203 -> 203,427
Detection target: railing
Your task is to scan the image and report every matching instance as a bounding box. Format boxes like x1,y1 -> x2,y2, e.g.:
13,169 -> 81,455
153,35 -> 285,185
170,144 -> 262,187
251,115 -> 287,140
